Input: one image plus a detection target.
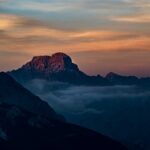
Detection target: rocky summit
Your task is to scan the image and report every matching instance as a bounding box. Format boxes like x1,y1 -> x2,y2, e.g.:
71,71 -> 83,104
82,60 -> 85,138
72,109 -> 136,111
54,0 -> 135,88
8,52 -> 150,86
9,52 -> 110,86
22,53 -> 79,73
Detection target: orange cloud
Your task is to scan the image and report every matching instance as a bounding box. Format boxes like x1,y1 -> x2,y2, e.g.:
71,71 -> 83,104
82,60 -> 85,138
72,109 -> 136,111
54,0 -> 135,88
0,14 -> 19,30
0,14 -> 150,76
113,14 -> 150,23
0,14 -> 150,68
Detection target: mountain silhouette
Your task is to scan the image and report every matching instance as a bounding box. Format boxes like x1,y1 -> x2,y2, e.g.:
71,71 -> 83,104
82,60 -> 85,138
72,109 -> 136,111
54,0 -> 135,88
106,72 -> 139,85
106,72 -> 150,86
0,72 -> 63,121
8,52 -> 150,86
0,72 -> 127,150
9,52 -> 110,86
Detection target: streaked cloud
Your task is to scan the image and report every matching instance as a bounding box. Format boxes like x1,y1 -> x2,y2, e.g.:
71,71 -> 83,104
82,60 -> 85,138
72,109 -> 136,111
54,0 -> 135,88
0,50 -> 30,56
0,0 -> 150,76
1,14 -> 145,43
112,14 -> 150,23
0,14 -> 19,30
0,13 -> 150,69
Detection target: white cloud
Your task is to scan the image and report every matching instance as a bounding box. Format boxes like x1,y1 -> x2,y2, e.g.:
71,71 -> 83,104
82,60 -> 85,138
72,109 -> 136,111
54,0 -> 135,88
24,79 -> 150,149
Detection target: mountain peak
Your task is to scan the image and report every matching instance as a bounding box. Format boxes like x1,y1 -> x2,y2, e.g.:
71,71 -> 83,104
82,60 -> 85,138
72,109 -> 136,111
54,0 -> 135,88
22,52 -> 79,73
106,72 -> 120,79
106,72 -> 139,85
9,52 -> 111,85
51,52 -> 71,59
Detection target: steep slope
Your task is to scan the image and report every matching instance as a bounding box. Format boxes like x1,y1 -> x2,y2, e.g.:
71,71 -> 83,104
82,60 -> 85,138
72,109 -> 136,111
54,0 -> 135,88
0,72 -> 62,120
9,52 -> 110,86
0,71 -> 128,150
0,103 -> 127,150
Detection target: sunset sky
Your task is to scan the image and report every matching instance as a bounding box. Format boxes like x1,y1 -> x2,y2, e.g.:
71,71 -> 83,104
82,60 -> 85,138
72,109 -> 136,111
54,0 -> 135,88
0,0 -> 150,76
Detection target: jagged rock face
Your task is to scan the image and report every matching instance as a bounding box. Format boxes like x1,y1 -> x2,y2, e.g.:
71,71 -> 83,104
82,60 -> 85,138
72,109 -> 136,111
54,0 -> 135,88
22,53 -> 79,73
9,52 -> 111,86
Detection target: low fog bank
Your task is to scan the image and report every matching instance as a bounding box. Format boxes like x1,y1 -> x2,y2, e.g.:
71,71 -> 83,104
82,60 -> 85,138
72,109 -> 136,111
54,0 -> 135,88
25,79 -> 150,150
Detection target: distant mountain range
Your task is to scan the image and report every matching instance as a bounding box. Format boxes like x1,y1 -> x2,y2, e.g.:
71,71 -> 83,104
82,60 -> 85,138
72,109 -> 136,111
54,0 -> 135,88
8,52 -> 150,86
0,72 -> 127,150
106,72 -> 150,86
2,52 -> 149,150
8,53 -> 111,86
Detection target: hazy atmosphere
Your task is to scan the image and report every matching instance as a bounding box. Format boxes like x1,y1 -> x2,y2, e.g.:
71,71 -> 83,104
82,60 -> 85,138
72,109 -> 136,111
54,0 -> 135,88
25,79 -> 150,149
0,1 -> 150,150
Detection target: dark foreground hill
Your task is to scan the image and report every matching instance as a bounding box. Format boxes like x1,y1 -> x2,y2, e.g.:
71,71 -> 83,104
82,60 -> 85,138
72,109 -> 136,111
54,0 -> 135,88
0,73 -> 127,150
0,103 -> 127,150
0,72 -> 63,121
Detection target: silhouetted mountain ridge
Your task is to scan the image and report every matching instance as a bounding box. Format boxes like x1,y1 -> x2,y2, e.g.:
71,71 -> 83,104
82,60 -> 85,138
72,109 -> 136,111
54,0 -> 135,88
9,52 -> 110,86
0,72 -> 63,121
0,103 -> 127,150
8,52 -> 150,86
106,72 -> 150,86
0,73 -> 127,150
106,72 -> 139,85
